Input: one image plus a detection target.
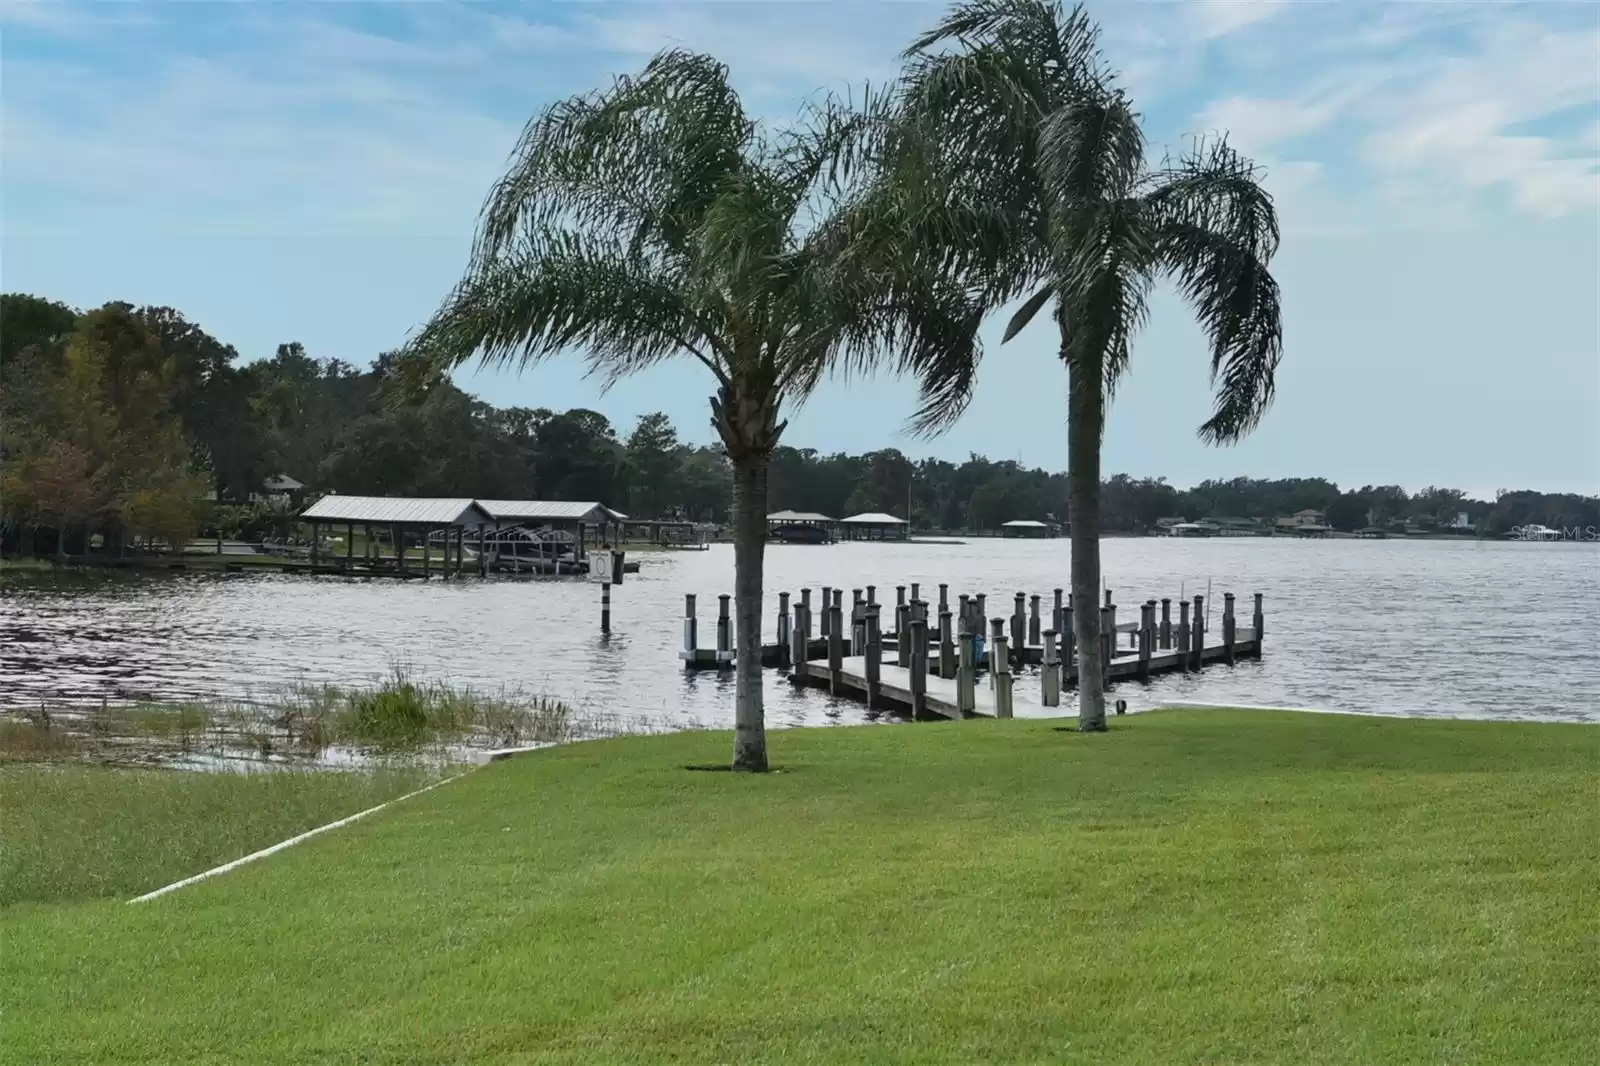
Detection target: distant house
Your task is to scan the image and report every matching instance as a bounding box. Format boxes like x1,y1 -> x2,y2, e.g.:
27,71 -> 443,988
1155,516 -> 1187,530
251,474 -> 306,507
1000,519 -> 1057,539
1276,508 -> 1332,537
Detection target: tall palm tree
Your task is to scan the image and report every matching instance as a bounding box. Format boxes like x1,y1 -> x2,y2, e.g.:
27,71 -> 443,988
885,0 -> 1285,731
407,51 -> 974,769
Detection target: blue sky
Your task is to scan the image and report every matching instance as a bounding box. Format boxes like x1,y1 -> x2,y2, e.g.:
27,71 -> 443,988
3,0 -> 1597,497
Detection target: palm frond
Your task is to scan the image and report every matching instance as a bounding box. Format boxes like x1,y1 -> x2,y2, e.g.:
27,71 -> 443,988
409,229 -> 727,388
1145,141 -> 1283,442
476,50 -> 752,263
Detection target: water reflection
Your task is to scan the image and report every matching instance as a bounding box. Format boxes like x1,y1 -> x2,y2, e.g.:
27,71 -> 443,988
3,538 -> 1597,724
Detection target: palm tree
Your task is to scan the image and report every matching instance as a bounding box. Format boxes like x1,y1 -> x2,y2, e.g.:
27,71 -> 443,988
885,0 -> 1284,730
407,51 -> 973,769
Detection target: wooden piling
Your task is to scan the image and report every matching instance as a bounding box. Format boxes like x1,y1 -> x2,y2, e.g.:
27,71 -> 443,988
851,589 -> 865,655
1223,592 -> 1236,664
989,617 -> 1005,672
908,617 -> 929,719
1042,628 -> 1061,707
600,583 -> 611,633
1137,603 -> 1152,680
790,596 -> 807,667
992,630 -> 1014,718
938,583 -> 949,616
1099,605 -> 1113,686
1160,598 -> 1172,649
864,605 -> 882,709
422,527 -> 431,577
866,584 -> 877,607
1062,601 -> 1075,677
1191,595 -> 1205,670
828,603 -> 844,695
716,595 -> 733,664
820,586 -> 833,638
938,609 -> 956,679
910,582 -> 921,606
1028,594 -> 1041,647
956,614 -> 976,716
1052,588 -> 1065,635
682,594 -> 698,666
1253,592 -> 1264,640
1177,600 -> 1191,672
1011,593 -> 1026,665
777,592 -> 792,668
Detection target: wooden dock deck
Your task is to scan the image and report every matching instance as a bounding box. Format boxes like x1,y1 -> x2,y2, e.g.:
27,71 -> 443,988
680,582 -> 1266,719
789,632 -> 1261,720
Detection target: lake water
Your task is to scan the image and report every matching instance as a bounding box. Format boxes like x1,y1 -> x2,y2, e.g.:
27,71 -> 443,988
3,538 -> 1597,725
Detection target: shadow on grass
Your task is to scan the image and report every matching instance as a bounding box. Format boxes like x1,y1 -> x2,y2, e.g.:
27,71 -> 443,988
683,764 -> 795,773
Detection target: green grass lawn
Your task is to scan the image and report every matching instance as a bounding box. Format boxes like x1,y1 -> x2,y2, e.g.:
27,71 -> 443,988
0,765 -> 437,906
3,711 -> 1596,1064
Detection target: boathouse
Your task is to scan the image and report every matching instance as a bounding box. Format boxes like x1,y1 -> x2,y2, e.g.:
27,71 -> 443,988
298,496 -> 494,574
1000,519 -> 1056,539
478,500 -> 628,563
768,510 -> 835,544
838,512 -> 909,542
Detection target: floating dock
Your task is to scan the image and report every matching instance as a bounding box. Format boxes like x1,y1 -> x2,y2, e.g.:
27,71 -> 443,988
681,582 -> 1263,719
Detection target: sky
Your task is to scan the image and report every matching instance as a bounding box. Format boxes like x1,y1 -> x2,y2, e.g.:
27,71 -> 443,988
3,0 -> 1597,498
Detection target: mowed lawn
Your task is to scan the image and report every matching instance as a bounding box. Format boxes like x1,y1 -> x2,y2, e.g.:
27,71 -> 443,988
4,711 -> 1596,1064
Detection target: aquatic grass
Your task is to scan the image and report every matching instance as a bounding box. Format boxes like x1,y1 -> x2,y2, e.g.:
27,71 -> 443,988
0,764 -> 441,906
2,712 -> 1595,1063
0,715 -> 79,762
0,677 -> 593,765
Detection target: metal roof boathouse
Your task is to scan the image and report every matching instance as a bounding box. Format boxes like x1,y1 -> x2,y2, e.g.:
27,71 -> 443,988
299,496 -> 494,577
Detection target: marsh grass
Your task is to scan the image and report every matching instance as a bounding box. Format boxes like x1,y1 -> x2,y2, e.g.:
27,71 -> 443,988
0,669 -> 605,766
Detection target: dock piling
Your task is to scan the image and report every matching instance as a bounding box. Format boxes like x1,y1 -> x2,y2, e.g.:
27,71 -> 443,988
828,603 -> 844,695
601,582 -> 611,633
992,628 -> 1014,719
821,586 -> 833,638
956,614 -> 976,716
1223,593 -> 1236,664
1042,629 -> 1061,707
1160,598 -> 1172,649
1177,600 -> 1191,671
1253,592 -> 1264,640
1191,595 -> 1205,670
908,616 -> 929,719
682,594 -> 698,666
866,585 -> 877,607
1137,603 -> 1152,680
777,592 -> 791,668
938,610 -> 956,679
791,596 -> 808,667
1011,593 -> 1026,665
716,595 -> 733,664
1063,601 -> 1075,678
851,589 -> 865,655
864,605 -> 882,708
1052,588 -> 1065,635
910,583 -> 920,606
1028,594 -> 1041,647
989,617 -> 1005,672
1099,605 -> 1113,686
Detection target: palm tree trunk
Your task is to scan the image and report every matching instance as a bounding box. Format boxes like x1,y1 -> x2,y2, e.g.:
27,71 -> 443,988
1067,339 -> 1107,731
730,453 -> 770,772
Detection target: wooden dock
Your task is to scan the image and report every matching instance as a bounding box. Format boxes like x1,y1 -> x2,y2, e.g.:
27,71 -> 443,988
680,582 -> 1265,718
789,633 -> 1260,720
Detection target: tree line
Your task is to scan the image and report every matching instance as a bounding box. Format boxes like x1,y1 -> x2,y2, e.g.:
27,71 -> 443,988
5,290 -> 1589,553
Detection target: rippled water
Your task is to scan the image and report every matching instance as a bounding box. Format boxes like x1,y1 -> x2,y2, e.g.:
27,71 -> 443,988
3,538 -> 1597,724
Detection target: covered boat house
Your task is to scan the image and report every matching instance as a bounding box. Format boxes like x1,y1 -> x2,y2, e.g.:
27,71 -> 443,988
299,496 -> 495,575
838,512 -> 909,542
1000,519 -> 1057,539
767,510 -> 835,544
